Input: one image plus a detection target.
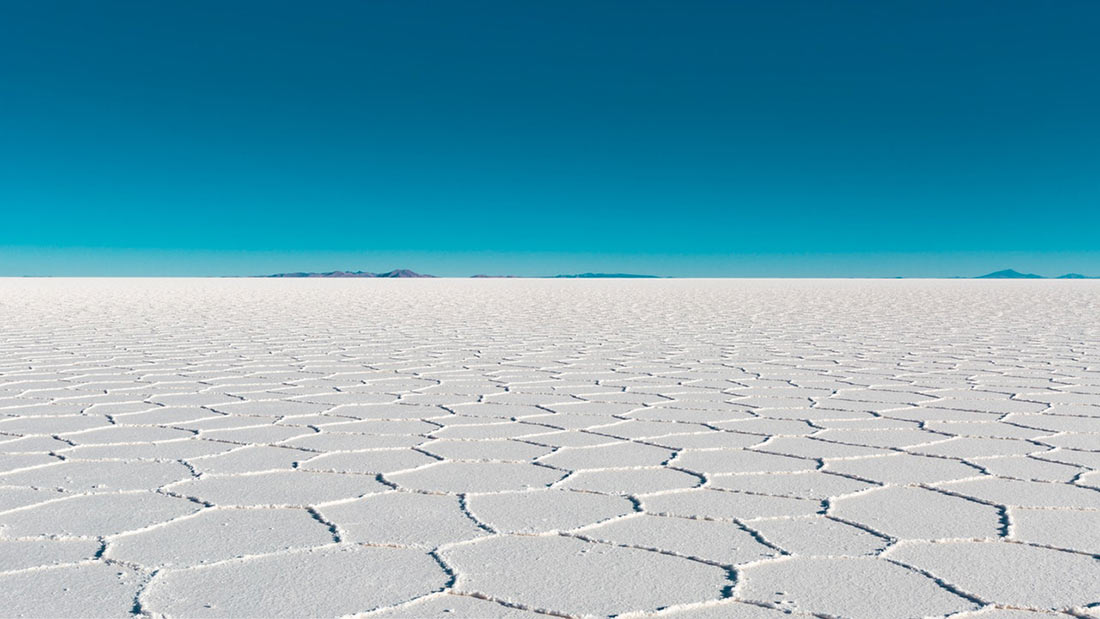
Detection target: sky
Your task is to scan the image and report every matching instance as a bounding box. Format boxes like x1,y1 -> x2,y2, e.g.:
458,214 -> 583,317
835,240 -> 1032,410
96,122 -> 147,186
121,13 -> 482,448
2,1 -> 1098,277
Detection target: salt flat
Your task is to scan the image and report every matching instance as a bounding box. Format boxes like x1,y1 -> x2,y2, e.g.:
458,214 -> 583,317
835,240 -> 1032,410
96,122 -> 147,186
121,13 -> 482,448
0,278 -> 1098,618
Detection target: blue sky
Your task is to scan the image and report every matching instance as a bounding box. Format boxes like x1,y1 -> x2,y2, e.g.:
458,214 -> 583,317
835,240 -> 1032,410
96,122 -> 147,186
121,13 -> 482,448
2,1 -> 1098,276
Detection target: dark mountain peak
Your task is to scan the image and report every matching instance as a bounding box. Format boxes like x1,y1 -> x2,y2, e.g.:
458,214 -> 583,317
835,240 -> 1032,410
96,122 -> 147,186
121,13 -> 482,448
976,269 -> 1043,279
374,269 -> 434,278
265,271 -> 365,278
1057,273 -> 1096,279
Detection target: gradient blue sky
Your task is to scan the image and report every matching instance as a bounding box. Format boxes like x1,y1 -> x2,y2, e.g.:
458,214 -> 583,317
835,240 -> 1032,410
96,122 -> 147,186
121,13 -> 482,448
2,1 -> 1098,276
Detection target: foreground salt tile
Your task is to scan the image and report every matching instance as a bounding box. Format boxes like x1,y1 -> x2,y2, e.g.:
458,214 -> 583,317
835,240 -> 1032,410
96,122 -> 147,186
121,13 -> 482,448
0,538 -> 101,572
577,513 -> 777,565
60,425 -> 196,444
0,486 -> 66,512
188,444 -> 312,474
813,427 -> 949,448
140,545 -> 447,617
0,459 -> 193,492
166,470 -> 386,506
0,452 -> 59,474
300,448 -> 440,474
61,438 -> 236,460
199,424 -> 315,444
929,398 -> 1048,415
886,541 -> 1100,611
113,408 -> 218,428
106,507 -> 334,567
430,421 -> 553,440
937,477 -> 1100,508
672,448 -> 815,475
447,402 -> 548,419
207,399 -> 332,417
444,534 -> 730,616
636,405 -> 754,424
319,492 -> 487,547
526,430 -> 622,448
328,403 -> 442,419
1055,450 -> 1100,470
557,467 -> 702,494
971,455 -> 1084,483
466,488 -> 635,533
523,411 -> 627,430
756,436 -> 892,459
640,599 -> 799,618
831,486 -> 1003,540
641,488 -> 821,520
0,414 -> 110,434
419,438 -> 552,461
586,419 -> 708,440
737,556 -> 978,618
823,452 -> 984,484
0,563 -> 145,618
926,421 -> 1049,440
387,460 -> 564,493
0,402 -> 89,417
150,393 -> 241,407
0,436 -> 74,453
282,432 -> 426,451
363,592 -> 547,617
747,516 -> 887,556
710,470 -> 874,499
1039,433 -> 1100,451
951,609 -> 1074,618
1005,412 -> 1100,433
538,441 -> 674,469
1008,508 -> 1100,554
485,392 -> 584,406
298,392 -> 407,406
913,437 -> 1045,458
648,431 -> 769,450
0,492 -> 201,536
323,419 -> 440,435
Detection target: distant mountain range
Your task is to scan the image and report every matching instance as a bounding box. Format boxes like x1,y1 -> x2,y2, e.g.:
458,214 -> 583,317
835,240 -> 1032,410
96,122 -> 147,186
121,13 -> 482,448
976,269 -> 1096,279
552,273 -> 659,279
265,269 -> 434,278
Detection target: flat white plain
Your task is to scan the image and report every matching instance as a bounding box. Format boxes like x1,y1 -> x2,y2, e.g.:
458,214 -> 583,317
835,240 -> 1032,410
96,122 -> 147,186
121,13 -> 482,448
0,278 -> 1098,618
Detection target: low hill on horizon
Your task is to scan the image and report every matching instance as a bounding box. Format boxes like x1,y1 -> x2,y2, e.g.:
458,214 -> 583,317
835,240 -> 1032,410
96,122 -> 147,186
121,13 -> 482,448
976,269 -> 1043,279
975,269 -> 1096,279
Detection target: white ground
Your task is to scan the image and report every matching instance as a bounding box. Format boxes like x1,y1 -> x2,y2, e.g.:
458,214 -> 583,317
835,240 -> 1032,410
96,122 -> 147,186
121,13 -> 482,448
0,278 -> 1098,619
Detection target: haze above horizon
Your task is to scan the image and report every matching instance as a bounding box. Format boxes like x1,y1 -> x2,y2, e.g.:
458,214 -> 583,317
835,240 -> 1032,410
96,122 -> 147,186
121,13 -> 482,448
2,1 -> 1098,277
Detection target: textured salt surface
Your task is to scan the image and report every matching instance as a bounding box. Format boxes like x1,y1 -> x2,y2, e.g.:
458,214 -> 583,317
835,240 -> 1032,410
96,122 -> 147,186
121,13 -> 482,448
0,278 -> 1098,618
